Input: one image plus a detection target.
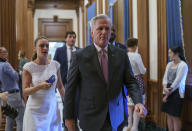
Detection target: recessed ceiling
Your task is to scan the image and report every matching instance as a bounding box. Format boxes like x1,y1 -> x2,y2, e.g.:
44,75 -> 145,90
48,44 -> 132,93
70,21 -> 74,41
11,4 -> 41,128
35,0 -> 81,10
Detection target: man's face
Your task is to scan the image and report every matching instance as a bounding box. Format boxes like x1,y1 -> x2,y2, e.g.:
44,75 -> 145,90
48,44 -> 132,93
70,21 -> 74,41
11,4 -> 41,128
109,28 -> 116,43
0,47 -> 8,61
65,34 -> 76,47
91,19 -> 111,48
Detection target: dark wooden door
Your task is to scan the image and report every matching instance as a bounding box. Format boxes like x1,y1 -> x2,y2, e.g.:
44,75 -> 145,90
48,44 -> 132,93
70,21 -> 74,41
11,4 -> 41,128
38,18 -> 73,41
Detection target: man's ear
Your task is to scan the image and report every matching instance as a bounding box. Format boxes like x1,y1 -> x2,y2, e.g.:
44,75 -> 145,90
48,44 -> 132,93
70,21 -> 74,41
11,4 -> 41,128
91,30 -> 95,43
91,30 -> 94,38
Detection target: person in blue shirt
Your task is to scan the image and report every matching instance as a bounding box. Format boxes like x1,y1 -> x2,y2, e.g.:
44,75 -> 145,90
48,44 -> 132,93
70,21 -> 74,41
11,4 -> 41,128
0,47 -> 25,131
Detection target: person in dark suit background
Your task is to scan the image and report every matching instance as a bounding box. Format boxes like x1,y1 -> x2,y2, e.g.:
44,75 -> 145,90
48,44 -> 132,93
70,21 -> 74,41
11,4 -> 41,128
109,25 -> 128,130
54,31 -> 79,85
54,31 -> 80,130
109,26 -> 127,51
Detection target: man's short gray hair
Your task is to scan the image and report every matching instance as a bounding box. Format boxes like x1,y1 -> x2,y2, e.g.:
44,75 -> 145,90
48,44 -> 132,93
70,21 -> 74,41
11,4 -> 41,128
90,14 -> 112,30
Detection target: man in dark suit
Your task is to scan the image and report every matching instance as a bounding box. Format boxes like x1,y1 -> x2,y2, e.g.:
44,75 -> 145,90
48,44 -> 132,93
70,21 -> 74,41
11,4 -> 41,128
109,26 -> 127,51
54,31 -> 79,85
109,26 -> 128,130
54,31 -> 80,130
64,15 -> 147,131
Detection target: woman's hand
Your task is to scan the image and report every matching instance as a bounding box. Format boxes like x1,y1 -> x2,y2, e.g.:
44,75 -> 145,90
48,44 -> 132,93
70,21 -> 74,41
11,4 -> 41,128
162,95 -> 168,103
38,81 -> 52,90
135,103 -> 148,118
163,87 -> 170,95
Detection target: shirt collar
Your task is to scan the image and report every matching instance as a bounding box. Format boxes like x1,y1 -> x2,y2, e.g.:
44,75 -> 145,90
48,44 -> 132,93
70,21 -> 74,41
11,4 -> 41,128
112,41 -> 115,46
66,44 -> 75,49
93,43 -> 108,53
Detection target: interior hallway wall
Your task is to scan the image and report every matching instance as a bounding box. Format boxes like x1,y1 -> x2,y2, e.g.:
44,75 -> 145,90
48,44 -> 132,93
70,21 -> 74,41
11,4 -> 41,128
78,7 -> 83,48
113,0 -> 124,44
0,0 -> 17,67
181,1 -> 192,130
183,0 -> 192,80
149,0 -> 158,81
34,9 -> 78,46
16,0 -> 34,62
132,0 -> 138,38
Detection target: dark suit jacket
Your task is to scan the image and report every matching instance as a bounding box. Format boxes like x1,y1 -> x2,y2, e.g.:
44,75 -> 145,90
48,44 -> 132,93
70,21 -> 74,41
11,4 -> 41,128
64,44 -> 142,130
111,41 -> 128,120
53,44 -> 79,85
113,42 -> 127,51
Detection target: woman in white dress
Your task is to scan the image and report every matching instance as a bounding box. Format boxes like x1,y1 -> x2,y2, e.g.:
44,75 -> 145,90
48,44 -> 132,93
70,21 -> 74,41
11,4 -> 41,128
22,36 -> 65,131
125,38 -> 146,131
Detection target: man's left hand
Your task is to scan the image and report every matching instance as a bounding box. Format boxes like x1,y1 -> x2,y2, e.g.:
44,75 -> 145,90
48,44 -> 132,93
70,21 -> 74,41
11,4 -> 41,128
0,92 -> 8,106
135,103 -> 147,118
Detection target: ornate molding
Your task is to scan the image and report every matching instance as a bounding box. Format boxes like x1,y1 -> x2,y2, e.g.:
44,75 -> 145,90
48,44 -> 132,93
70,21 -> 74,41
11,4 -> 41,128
80,0 -> 84,8
28,0 -> 35,9
28,0 -> 35,17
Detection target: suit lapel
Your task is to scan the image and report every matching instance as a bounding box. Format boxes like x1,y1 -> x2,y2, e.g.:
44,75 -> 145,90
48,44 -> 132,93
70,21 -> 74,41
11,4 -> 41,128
63,45 -> 68,69
89,44 -> 106,83
75,46 -> 80,50
108,45 -> 115,86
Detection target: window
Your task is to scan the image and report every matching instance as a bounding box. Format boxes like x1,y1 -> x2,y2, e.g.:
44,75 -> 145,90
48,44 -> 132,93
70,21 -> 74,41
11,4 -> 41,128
48,41 -> 65,60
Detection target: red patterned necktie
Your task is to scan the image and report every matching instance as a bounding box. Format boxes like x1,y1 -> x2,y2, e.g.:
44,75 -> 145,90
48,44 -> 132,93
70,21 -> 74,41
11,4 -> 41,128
100,49 -> 108,83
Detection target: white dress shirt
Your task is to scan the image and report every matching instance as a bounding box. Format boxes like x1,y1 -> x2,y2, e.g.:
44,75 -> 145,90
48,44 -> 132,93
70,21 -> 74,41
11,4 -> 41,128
66,44 -> 76,70
93,43 -> 108,63
127,52 -> 146,76
112,41 -> 115,46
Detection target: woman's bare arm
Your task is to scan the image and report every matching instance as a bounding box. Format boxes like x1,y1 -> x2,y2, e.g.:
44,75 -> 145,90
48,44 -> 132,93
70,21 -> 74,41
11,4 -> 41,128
56,69 -> 65,101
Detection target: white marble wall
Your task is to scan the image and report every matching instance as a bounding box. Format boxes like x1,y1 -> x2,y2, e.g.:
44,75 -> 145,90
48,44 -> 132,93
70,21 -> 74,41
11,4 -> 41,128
79,7 -> 83,48
34,9 -> 78,46
149,0 -> 158,80
132,0 -> 138,38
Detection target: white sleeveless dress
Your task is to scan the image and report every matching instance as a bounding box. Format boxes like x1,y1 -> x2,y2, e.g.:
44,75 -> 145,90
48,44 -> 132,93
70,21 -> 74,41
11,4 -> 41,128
23,60 -> 62,131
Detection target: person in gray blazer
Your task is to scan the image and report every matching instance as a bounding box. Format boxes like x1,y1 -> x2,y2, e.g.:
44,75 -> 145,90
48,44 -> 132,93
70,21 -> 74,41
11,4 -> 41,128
0,47 -> 25,131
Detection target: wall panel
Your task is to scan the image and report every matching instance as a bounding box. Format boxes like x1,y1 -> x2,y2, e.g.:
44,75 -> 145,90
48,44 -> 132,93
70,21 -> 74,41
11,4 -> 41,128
137,0 -> 149,118
34,9 -> 78,46
16,0 -> 34,62
113,0 -> 124,44
38,18 -> 73,41
182,1 -> 192,130
0,0 -> 16,67
157,0 -> 167,127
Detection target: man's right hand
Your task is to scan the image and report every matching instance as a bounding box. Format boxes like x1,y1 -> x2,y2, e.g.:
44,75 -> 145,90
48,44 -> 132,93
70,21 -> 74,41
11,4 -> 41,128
38,81 -> 52,90
65,119 -> 76,131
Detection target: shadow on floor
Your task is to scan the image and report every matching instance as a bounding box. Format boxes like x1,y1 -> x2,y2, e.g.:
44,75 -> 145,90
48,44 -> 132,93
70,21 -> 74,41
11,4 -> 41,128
138,120 -> 167,131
